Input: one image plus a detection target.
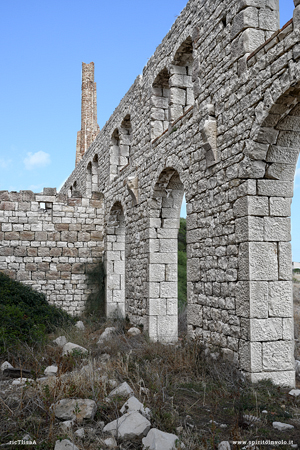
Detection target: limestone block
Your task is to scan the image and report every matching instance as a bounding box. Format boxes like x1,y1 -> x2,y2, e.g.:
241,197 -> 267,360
264,217 -> 290,241
151,96 -> 169,109
266,146 -> 298,164
169,104 -> 183,122
251,318 -> 282,341
257,128 -> 279,145
266,163 -> 296,181
120,396 -> 151,419
107,274 -> 121,290
233,196 -> 268,217
235,216 -> 264,242
238,242 -> 278,281
149,282 -> 160,298
167,299 -> 177,315
149,264 -> 165,282
239,341 -> 262,372
150,252 -> 177,264
158,314 -> 178,342
269,197 -> 291,217
170,65 -> 186,75
236,281 -> 268,318
160,282 -> 177,298
251,370 -> 295,387
294,5 -> 300,30
257,180 -> 293,197
157,228 -> 178,239
262,341 -> 294,371
170,87 -> 186,106
268,281 -> 293,317
113,260 -> 125,275
283,318 -> 294,340
165,264 -> 177,281
278,242 -> 292,281
231,7 -> 259,41
159,239 -> 177,253
259,9 -> 279,30
151,108 -> 165,121
201,117 -> 219,167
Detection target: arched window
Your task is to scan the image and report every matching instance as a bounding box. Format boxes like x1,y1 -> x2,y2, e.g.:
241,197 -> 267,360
170,37 -> 194,122
151,68 -> 170,140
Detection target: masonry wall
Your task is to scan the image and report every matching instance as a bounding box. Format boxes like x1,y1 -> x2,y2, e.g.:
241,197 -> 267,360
2,0 -> 299,386
0,188 -> 104,315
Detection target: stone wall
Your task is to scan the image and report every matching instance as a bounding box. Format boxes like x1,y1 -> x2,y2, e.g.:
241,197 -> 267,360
0,188 -> 104,315
1,0 -> 300,386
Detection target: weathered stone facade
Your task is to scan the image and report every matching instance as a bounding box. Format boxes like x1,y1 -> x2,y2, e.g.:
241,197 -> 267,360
1,0 -> 300,386
0,188 -> 104,315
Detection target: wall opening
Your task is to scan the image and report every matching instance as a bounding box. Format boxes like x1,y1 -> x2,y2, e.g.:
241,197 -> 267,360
92,154 -> 99,192
110,129 -> 120,182
148,167 -> 184,342
86,162 -> 92,197
106,202 -> 125,318
120,114 -> 132,167
151,68 -> 170,140
170,37 -> 194,123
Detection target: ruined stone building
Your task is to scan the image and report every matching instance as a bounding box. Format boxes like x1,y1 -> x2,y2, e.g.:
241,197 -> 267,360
1,0 -> 300,387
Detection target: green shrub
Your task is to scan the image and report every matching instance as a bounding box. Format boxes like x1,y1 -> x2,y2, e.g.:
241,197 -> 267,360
0,272 -> 74,351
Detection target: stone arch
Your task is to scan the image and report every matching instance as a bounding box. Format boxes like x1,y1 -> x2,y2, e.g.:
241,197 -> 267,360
92,154 -> 99,192
86,162 -> 92,197
148,167 -> 185,342
151,68 -> 170,140
106,201 -> 126,318
170,36 -> 194,122
237,82 -> 300,387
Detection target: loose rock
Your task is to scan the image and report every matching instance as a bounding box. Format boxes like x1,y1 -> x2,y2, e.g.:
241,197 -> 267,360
51,399 -> 97,421
289,389 -> 300,397
273,421 -> 294,431
1,361 -> 13,372
218,442 -> 231,450
54,440 -> 79,450
108,381 -> 134,398
75,428 -> 85,438
142,428 -> 183,450
62,342 -> 88,356
97,327 -> 116,344
120,396 -> 151,419
128,327 -> 141,336
75,320 -> 85,331
103,410 -> 150,440
103,437 -> 118,449
53,336 -> 67,347
44,365 -> 58,377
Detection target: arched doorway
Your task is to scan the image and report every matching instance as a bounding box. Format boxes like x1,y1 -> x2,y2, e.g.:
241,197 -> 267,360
148,168 -> 185,342
106,202 -> 125,318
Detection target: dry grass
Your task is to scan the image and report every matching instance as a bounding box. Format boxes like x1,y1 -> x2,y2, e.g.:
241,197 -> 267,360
1,316 -> 300,450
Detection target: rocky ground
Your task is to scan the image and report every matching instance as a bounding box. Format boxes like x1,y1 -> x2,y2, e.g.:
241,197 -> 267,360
0,317 -> 300,450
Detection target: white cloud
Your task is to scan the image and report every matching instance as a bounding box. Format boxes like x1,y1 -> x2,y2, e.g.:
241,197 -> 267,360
0,158 -> 12,168
24,151 -> 51,170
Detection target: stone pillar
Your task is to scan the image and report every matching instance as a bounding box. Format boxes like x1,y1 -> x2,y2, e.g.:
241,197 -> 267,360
235,194 -> 295,387
75,62 -> 100,166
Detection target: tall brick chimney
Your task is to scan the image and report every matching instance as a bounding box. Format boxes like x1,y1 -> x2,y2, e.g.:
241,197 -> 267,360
75,62 -> 100,166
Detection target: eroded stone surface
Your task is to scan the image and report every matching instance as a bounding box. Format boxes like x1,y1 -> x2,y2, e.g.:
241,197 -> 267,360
51,399 -> 97,421
103,411 -> 150,440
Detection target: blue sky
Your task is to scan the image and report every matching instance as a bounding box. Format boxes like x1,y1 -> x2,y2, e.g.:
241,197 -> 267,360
0,0 -> 298,257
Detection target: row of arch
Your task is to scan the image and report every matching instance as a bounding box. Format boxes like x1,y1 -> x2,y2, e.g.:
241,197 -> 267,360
67,36 -> 195,197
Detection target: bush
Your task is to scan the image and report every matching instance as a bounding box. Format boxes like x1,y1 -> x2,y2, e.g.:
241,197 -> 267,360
0,272 -> 74,351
